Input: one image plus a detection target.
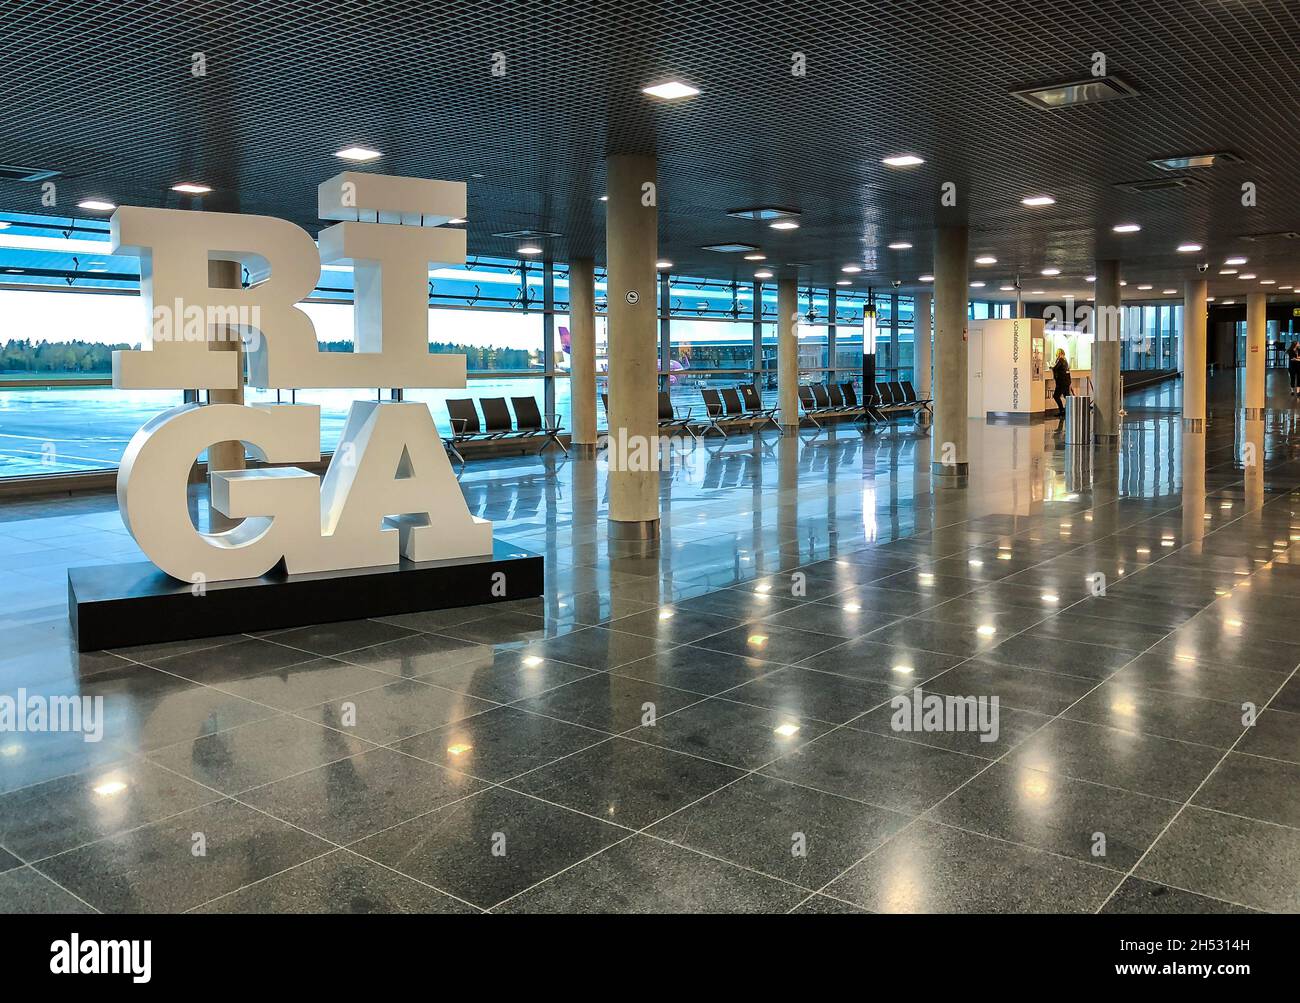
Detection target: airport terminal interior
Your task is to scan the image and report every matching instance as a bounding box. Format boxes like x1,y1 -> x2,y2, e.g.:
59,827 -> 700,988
1,0 -> 1299,915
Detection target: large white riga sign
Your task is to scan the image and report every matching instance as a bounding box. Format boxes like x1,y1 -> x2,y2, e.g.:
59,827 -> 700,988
112,172 -> 492,584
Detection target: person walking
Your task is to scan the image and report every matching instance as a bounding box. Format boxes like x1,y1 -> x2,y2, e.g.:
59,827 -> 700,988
1051,348 -> 1071,416
1289,342 -> 1300,396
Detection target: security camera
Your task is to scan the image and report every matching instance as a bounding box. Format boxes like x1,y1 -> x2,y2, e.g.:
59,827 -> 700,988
891,279 -> 902,289
1196,262 -> 1209,274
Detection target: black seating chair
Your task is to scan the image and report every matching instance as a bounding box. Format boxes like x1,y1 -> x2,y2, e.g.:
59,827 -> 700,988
798,384 -> 834,429
739,384 -> 779,429
842,381 -> 885,422
511,396 -> 567,454
443,398 -> 495,470
901,380 -> 933,409
700,387 -> 751,437
658,390 -> 699,441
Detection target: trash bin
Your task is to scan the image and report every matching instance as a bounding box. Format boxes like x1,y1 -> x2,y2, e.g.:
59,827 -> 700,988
1064,395 -> 1092,445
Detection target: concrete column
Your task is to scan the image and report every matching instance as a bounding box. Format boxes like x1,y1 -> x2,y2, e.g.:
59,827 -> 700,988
1245,292 -> 1267,417
1182,279 -> 1208,430
207,259 -> 245,531
1244,417 -> 1265,510
932,226 -> 969,477
915,292 -> 933,401
567,257 -> 597,455
604,153 -> 660,538
1181,430 -> 1206,543
1093,259 -> 1122,440
777,277 -> 800,433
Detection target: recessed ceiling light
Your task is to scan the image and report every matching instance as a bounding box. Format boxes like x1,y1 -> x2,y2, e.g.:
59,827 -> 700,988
1223,299 -> 1236,305
1040,267 -> 1060,276
919,274 -> 934,282
970,281 -> 986,288
1281,286 -> 1293,291
1112,223 -> 1141,233
599,195 -> 608,202
1022,195 -> 1055,206
769,220 -> 799,230
1162,288 -> 1177,294
888,241 -> 912,250
1013,76 -> 1138,109
447,217 -> 466,224
999,284 -> 1015,291
1219,269 -> 1238,275
726,206 -> 799,221
171,182 -> 211,194
1261,279 -> 1276,285
1177,243 -> 1202,253
743,253 -> 766,261
882,154 -> 924,167
642,80 -> 700,100
518,244 -> 542,255
1239,273 -> 1257,280
335,145 -> 381,162
1149,151 -> 1239,171
974,255 -> 997,265
1207,296 -> 1217,301
1086,275 -> 1096,282
1225,257 -> 1247,265
1030,289 -> 1045,295
1137,284 -> 1153,290
702,243 -> 759,253
836,279 -> 851,285
77,199 -> 115,211
841,265 -> 862,273
656,260 -> 672,269
754,270 -> 774,279
1120,280 -> 1128,286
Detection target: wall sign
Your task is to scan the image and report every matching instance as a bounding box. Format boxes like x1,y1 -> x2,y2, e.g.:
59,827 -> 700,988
110,173 -> 492,584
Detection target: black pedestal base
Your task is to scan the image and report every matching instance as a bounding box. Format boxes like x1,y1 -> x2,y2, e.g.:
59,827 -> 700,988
67,540 -> 543,652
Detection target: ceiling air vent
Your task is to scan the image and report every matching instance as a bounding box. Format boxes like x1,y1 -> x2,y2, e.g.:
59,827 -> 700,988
491,228 -> 563,239
1148,151 -> 1240,171
701,243 -> 759,253
1114,177 -> 1195,193
0,164 -> 61,182
1240,231 -> 1300,243
726,207 -> 800,221
1012,76 -> 1138,110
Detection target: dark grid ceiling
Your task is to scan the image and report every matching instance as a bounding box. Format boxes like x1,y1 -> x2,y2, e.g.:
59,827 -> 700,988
2,0 -> 1300,302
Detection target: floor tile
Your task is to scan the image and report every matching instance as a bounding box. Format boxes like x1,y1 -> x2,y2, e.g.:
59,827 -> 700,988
0,758 -> 222,861
929,762 -> 1180,871
145,637 -> 317,680
512,673 -> 700,733
393,706 -> 608,782
601,606 -> 743,644
241,747 -> 486,844
1064,680 -> 1247,749
350,787 -> 627,909
411,647 -> 594,703
1099,876 -> 1256,914
763,728 -> 985,814
519,626 -> 680,671
797,638 -> 965,684
145,714 -> 372,795
848,701 -> 1051,759
1192,752 -> 1300,828
261,619 -> 417,657
209,657 -> 398,712
1235,708 -> 1300,763
509,737 -> 743,828
36,799 -> 333,913
722,666 -> 897,725
689,622 -> 845,665
926,658 -> 1096,716
825,820 -> 1115,913
610,645 -> 772,695
1135,806 -> 1300,913
337,632 -> 491,677
194,849 -> 478,913
296,678 -> 498,745
496,834 -> 806,913
0,867 -> 94,914
980,634 -> 1136,680
631,697 -> 831,769
788,893 -> 870,914
648,773 -> 909,888
1007,717 -> 1224,800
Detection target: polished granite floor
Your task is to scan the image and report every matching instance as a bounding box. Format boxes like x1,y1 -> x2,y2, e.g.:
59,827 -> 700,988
1,372 -> 1299,914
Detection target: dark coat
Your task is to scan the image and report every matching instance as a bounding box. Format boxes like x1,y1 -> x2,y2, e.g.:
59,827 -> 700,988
1051,357 -> 1071,389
